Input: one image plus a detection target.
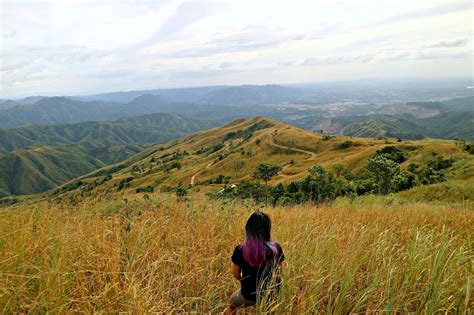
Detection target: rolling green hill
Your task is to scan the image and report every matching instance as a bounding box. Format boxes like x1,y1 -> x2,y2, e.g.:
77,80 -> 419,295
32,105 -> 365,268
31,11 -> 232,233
0,146 -> 106,197
0,113 -> 216,153
0,114 -> 216,197
292,109 -> 474,141
341,115 -> 431,139
45,116 -> 473,207
418,111 -> 474,140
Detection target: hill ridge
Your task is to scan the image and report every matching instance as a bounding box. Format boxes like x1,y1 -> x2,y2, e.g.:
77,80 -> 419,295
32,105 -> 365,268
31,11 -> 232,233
41,116 -> 473,206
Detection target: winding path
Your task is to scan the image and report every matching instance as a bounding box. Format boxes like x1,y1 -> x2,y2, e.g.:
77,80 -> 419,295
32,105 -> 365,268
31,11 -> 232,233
269,133 -> 317,178
269,133 -> 317,159
190,134 -> 318,185
190,161 -> 213,186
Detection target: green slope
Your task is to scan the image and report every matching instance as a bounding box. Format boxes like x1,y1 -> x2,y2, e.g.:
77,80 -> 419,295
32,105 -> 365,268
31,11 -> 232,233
0,146 -> 105,197
0,113 -> 216,154
292,110 -> 474,141
40,116 -> 473,209
341,115 -> 432,140
418,111 -> 474,140
0,114 -> 217,197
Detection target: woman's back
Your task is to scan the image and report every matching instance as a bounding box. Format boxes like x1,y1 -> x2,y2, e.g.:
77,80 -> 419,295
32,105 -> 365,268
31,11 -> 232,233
232,242 -> 285,302
226,211 -> 285,314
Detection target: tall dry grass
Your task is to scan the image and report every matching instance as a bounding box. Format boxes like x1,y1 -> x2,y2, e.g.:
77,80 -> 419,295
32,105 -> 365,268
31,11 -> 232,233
0,196 -> 472,313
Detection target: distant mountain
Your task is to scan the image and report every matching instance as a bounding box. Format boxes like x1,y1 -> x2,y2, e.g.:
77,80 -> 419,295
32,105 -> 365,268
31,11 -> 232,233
418,111 -> 474,140
0,91 -> 288,128
0,112 -> 215,154
0,96 -> 46,110
127,94 -> 280,121
75,84 -> 299,105
439,96 -> 474,111
405,96 -> 473,112
340,115 -> 432,140
0,97 -> 125,128
0,113 -> 216,197
292,110 -> 474,141
0,100 -> 18,111
75,86 -> 227,103
197,84 -> 300,106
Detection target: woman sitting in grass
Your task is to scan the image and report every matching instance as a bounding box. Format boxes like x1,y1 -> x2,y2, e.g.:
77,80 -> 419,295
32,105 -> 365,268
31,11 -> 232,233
226,211 -> 285,314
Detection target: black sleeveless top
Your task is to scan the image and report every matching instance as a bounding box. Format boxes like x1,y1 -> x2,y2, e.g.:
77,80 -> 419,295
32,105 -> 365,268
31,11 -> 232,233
231,242 -> 285,302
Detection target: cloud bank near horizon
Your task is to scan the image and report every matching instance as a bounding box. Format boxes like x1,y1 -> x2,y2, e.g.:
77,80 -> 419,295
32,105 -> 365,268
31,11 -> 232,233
1,0 -> 473,98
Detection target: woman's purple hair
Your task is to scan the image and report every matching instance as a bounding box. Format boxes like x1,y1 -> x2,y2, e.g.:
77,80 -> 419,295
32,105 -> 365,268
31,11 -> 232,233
241,211 -> 278,267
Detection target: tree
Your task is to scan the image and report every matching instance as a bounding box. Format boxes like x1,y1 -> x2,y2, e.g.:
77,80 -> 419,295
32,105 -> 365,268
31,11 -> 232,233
365,155 -> 401,194
253,163 -> 282,205
305,165 -> 337,203
176,183 -> 188,200
332,163 -> 347,177
270,183 -> 286,206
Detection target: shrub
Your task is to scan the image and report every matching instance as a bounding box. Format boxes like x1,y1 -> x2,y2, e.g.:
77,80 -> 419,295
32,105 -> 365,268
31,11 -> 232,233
136,186 -> 154,193
176,184 -> 188,198
394,170 -> 418,191
117,177 -> 133,191
335,141 -> 353,150
463,143 -> 474,154
202,175 -> 231,185
375,146 -> 406,163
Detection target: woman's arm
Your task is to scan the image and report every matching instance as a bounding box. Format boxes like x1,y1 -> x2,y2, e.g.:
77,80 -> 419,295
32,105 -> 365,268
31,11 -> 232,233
232,263 -> 241,280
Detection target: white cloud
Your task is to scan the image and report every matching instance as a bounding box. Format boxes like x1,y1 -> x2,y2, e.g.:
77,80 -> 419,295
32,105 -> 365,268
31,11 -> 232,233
422,38 -> 469,48
302,54 -> 375,65
1,0 -> 473,98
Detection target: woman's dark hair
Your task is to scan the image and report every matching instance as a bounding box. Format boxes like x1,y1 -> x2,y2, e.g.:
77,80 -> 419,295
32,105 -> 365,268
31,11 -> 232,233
241,211 -> 278,267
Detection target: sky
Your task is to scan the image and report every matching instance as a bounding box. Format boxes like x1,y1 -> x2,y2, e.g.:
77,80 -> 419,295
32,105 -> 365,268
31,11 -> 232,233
0,0 -> 473,98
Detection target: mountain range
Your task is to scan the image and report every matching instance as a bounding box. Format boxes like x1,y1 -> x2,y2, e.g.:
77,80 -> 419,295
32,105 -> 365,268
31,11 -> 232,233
0,92 -> 284,129
0,113 -> 215,197
1,86 -> 472,142
291,97 -> 474,141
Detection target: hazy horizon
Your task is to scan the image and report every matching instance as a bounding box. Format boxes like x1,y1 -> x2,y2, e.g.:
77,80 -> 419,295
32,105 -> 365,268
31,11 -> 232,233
1,0 -> 473,98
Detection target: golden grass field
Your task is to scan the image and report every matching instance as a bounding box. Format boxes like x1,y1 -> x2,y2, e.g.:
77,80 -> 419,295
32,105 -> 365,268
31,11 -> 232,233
1,195 -> 472,313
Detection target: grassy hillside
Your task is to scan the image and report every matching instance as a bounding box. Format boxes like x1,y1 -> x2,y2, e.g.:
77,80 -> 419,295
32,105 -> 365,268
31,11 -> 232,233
0,144 -> 142,197
418,111 -> 474,140
47,116 -> 473,208
0,197 -> 472,312
293,110 -> 474,141
0,113 -> 215,153
340,115 -> 430,140
0,114 -> 215,197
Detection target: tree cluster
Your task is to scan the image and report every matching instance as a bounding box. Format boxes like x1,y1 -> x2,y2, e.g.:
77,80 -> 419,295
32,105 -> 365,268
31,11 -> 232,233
210,148 -> 455,206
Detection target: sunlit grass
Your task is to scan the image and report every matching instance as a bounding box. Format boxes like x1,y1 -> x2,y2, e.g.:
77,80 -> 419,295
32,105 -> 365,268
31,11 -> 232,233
0,196 -> 472,313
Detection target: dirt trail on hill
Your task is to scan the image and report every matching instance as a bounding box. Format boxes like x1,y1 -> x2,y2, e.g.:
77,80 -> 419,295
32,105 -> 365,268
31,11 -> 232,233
269,133 -> 317,178
269,133 -> 317,158
190,161 -> 213,186
279,163 -> 293,178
